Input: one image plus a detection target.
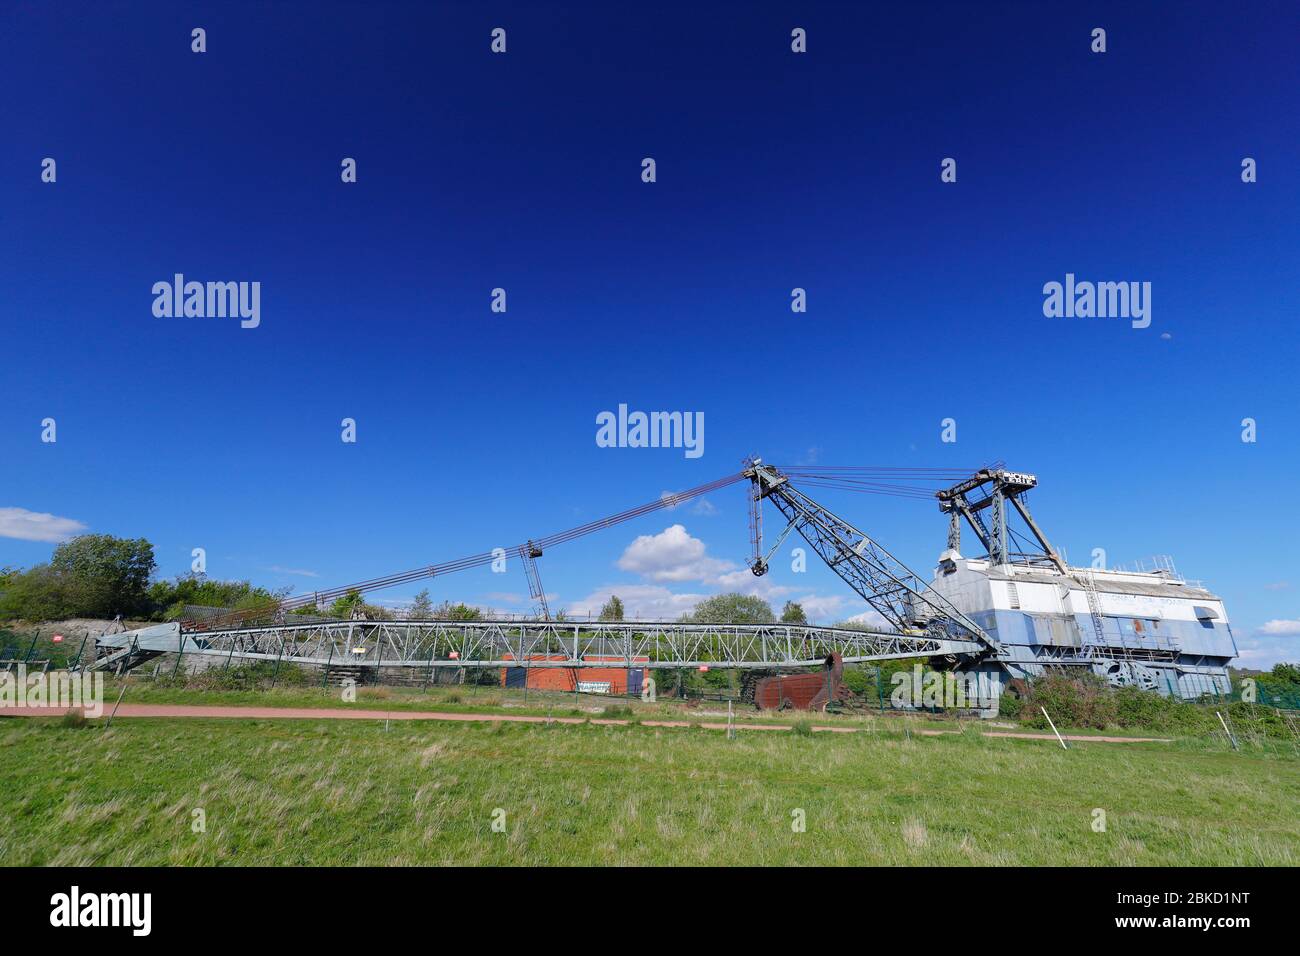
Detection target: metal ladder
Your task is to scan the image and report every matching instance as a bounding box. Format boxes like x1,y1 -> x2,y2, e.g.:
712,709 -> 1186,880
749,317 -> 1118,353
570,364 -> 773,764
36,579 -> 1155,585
1078,571 -> 1108,648
521,542 -> 550,620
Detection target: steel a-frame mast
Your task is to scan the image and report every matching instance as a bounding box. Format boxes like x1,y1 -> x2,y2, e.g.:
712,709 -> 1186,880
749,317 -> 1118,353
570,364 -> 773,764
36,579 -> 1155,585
935,468 -> 1067,573
743,459 -> 995,653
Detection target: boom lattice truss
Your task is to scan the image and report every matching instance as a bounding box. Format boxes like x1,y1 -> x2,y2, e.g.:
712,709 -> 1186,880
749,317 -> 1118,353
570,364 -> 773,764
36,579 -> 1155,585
92,619 -> 982,672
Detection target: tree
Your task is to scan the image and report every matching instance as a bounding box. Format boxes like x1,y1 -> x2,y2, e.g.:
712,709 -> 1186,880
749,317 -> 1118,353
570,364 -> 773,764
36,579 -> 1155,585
53,534 -> 156,617
328,589 -> 366,619
1270,662 -> 1300,686
147,574 -> 279,621
781,600 -> 807,624
51,535 -> 155,615
598,595 -> 625,622
1,535 -> 157,621
684,593 -> 774,625
0,565 -> 72,621
432,600 -> 482,621
411,588 -> 434,619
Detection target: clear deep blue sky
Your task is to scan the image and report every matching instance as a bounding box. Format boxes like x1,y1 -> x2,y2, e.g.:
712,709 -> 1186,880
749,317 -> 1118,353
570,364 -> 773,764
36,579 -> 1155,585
2,2 -> 1297,666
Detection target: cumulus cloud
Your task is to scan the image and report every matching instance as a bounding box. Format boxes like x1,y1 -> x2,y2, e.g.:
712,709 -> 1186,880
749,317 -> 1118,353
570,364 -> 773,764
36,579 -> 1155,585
792,593 -> 853,622
1234,634 -> 1300,670
690,498 -> 718,516
616,524 -> 736,583
1258,619 -> 1300,637
843,608 -> 892,630
712,567 -> 792,594
574,524 -> 872,625
0,507 -> 87,543
563,583 -> 709,621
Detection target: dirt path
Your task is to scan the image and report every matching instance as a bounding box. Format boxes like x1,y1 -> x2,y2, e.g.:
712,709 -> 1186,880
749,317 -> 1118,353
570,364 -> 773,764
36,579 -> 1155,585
0,704 -> 1172,742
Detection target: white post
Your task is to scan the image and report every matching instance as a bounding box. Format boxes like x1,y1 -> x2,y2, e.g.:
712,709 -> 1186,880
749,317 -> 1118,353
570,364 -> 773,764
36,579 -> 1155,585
1216,711 -> 1238,751
1040,706 -> 1068,750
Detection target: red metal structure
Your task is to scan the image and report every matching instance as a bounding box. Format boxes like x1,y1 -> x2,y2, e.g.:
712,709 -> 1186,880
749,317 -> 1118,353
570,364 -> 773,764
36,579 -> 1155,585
753,653 -> 853,711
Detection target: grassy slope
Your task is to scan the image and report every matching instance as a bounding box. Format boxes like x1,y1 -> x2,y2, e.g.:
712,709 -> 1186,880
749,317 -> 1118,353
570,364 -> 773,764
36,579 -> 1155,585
2,717 -> 1296,866
99,680 -> 967,730
95,681 -> 1272,738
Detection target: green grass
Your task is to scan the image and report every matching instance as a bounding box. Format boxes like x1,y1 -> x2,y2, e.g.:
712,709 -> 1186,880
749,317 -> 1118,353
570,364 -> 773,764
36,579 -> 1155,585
2,715 -> 1296,865
98,678 -> 969,731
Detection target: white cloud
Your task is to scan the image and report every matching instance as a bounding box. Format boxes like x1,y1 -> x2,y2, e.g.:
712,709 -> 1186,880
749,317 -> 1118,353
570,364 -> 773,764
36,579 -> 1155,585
1234,634 -> 1300,670
1263,581 -> 1291,592
792,593 -> 852,622
690,498 -> 718,516
563,583 -> 708,621
265,565 -> 320,578
558,526 -> 870,626
1258,619 -> 1300,637
616,524 -> 736,583
843,608 -> 892,629
713,567 -> 792,594
0,507 -> 87,543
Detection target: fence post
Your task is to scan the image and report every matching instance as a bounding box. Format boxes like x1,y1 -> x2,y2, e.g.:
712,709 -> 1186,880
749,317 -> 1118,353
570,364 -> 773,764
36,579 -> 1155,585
422,640 -> 436,690
172,634 -> 187,678
321,641 -> 334,690
71,634 -> 88,671
270,635 -> 285,688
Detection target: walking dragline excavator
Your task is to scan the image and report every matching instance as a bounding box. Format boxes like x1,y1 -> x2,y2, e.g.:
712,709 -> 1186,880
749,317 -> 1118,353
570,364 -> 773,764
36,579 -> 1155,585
93,457 -> 1236,706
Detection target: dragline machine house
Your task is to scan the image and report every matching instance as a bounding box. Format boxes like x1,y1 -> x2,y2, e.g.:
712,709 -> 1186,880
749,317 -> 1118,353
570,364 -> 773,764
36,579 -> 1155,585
744,461 -> 1238,705
925,469 -> 1238,700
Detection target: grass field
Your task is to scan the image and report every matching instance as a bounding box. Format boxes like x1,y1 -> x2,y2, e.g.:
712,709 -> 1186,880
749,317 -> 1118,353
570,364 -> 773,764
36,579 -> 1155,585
95,679 -> 974,731
2,713 -> 1297,865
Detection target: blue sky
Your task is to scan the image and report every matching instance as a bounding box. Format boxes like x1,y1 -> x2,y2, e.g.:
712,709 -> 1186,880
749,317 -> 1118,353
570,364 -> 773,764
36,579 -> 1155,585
2,2 -> 1297,667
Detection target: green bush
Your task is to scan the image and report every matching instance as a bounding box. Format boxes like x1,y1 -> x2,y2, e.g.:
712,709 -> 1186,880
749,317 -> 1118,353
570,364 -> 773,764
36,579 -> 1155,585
1011,673 -> 1296,740
997,691 -> 1023,720
150,661 -> 310,691
842,667 -> 871,696
1020,672 -> 1117,730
